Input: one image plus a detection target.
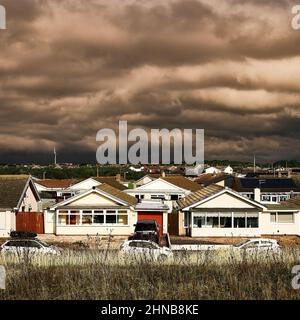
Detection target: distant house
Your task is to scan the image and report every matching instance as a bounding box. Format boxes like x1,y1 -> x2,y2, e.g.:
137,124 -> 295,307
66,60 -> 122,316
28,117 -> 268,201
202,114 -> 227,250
44,184 -> 138,236
224,165 -> 234,175
135,174 -> 161,187
185,164 -> 204,176
232,177 -> 300,204
34,179 -> 76,197
205,167 -> 221,174
194,173 -> 233,188
0,176 -> 41,237
125,176 -> 202,212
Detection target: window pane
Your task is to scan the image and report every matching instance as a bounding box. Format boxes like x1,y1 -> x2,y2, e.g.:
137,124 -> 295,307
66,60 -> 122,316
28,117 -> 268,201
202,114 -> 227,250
247,218 -> 258,228
234,213 -> 246,228
171,194 -> 178,200
106,215 -> 117,224
93,215 -> 104,224
277,213 -> 293,223
58,214 -> 68,225
270,213 -> 276,223
193,216 -> 205,228
220,217 -> 232,228
118,215 -> 128,225
206,217 -> 219,228
82,215 -> 93,225
70,215 -> 80,225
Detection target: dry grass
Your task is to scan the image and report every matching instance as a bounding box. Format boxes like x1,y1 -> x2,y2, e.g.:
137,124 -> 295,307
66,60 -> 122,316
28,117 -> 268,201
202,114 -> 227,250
0,247 -> 300,300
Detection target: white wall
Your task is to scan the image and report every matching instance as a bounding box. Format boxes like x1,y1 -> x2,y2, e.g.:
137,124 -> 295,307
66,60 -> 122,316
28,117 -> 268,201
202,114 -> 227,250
19,185 -> 40,212
260,211 -> 300,236
0,211 -> 14,238
191,226 -> 260,237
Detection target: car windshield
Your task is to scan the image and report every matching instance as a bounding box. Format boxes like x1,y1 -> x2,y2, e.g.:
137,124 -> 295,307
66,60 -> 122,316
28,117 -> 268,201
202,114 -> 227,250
135,223 -> 156,231
35,240 -> 50,247
234,240 -> 250,247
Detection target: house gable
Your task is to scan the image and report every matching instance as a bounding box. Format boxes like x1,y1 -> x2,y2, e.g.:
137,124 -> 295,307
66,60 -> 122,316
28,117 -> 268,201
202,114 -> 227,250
67,192 -> 119,207
69,178 -> 100,191
132,178 -> 186,192
195,192 -> 257,209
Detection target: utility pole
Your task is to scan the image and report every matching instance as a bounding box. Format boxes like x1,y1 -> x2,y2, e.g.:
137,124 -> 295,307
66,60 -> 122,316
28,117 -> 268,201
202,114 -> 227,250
54,146 -> 57,167
253,154 -> 256,174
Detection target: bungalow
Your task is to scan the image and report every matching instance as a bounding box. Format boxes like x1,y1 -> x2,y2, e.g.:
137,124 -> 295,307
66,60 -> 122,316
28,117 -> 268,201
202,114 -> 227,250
177,185 -> 265,237
177,185 -> 300,237
44,183 -> 138,236
125,176 -> 202,213
0,176 -> 41,237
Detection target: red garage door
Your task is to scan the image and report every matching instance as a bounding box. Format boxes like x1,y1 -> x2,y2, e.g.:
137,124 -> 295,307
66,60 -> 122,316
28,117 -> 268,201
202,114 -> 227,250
138,212 -> 163,236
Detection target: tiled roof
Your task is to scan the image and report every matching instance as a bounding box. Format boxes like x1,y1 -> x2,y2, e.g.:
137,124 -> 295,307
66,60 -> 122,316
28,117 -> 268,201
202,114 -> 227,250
194,173 -> 231,186
0,178 -> 29,209
97,183 -> 138,206
266,196 -> 300,211
177,184 -> 224,209
162,176 -> 202,192
93,177 -> 127,191
36,179 -> 76,189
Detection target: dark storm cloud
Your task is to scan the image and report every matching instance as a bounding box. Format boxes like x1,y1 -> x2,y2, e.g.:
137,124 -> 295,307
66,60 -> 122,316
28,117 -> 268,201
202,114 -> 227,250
0,0 -> 300,163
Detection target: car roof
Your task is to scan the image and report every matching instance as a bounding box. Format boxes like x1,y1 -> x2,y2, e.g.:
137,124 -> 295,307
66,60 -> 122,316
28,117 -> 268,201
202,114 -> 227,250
126,240 -> 157,244
6,238 -> 38,241
136,220 -> 157,224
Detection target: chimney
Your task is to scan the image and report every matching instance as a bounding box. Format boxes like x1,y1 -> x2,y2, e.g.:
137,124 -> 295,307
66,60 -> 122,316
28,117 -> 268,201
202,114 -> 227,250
288,170 -> 292,178
116,174 -> 121,182
162,171 -> 166,178
254,188 -> 261,202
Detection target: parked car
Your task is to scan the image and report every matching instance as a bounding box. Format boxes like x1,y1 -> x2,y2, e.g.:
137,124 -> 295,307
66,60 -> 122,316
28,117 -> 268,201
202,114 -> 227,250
132,220 -> 160,243
120,240 -> 172,261
232,238 -> 281,252
0,237 -> 60,255
171,238 -> 281,252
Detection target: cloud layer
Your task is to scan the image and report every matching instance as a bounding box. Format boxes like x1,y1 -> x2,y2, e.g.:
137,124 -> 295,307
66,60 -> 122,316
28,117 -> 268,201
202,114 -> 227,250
0,0 -> 300,163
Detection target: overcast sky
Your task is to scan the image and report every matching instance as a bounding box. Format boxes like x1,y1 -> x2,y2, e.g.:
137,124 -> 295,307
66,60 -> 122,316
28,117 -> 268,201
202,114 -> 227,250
0,0 -> 300,164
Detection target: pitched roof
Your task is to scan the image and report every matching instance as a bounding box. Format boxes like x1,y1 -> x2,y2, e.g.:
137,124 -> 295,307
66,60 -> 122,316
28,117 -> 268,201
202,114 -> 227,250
194,173 -> 231,187
35,179 -> 76,189
177,184 -> 224,209
93,177 -> 127,191
96,183 -> 138,206
266,196 -> 300,211
0,177 -> 33,209
161,176 -> 202,192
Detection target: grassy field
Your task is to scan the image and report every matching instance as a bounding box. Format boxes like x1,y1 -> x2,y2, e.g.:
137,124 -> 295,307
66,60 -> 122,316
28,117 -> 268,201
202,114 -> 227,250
0,247 -> 300,300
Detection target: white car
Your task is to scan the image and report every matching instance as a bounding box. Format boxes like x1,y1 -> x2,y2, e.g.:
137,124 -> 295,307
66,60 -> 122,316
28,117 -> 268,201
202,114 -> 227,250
232,238 -> 280,252
0,238 -> 60,255
171,238 -> 280,252
120,240 -> 173,261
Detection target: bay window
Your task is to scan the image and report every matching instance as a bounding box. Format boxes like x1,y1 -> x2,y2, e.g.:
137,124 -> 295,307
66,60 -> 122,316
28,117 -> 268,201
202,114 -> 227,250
57,209 -> 129,226
192,212 -> 259,228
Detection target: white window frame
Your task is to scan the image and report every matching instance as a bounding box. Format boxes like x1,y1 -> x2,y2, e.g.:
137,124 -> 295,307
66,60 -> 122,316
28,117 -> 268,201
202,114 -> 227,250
57,209 -> 130,227
270,212 -> 294,224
